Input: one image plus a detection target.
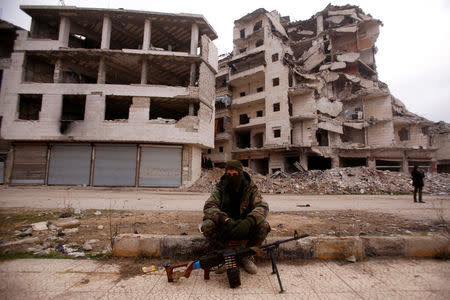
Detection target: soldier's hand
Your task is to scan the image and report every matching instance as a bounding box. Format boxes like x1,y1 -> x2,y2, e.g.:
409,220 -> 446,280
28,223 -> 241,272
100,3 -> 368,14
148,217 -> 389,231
224,219 -> 238,233
229,217 -> 255,240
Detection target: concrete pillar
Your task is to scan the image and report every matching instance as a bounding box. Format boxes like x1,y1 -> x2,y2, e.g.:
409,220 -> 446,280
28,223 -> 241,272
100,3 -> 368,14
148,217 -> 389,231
97,57 -> 106,84
58,16 -> 71,46
316,14 -> 324,35
142,19 -> 151,51
53,58 -> 63,83
189,63 -> 197,86
331,156 -> 339,169
129,97 -> 150,122
190,23 -> 199,55
402,153 -> 409,174
101,15 -> 112,49
141,59 -> 148,84
188,103 -> 194,116
368,156 -> 376,169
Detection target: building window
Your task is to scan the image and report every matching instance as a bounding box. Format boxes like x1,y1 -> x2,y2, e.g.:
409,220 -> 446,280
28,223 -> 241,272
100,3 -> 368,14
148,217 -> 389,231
240,91 -> 246,97
62,95 -> 86,121
273,103 -> 280,112
219,146 -> 224,153
239,114 -> 250,125
273,77 -> 280,86
272,53 -> 279,62
18,94 -> 42,120
217,117 -> 225,133
207,149 -> 211,154
239,48 -> 247,53
256,110 -> 263,117
273,128 -> 281,138
253,20 -> 262,31
105,96 -> 132,120
257,87 -> 263,92
240,29 -> 245,38
255,39 -> 264,47
398,127 -> 410,141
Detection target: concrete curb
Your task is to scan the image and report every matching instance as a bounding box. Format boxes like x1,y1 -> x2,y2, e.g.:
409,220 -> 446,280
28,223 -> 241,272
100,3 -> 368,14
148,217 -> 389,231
113,234 -> 450,260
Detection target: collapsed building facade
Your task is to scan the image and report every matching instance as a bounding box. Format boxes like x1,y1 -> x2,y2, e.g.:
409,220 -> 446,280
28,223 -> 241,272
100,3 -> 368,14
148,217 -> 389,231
0,6 -> 218,186
205,5 -> 450,174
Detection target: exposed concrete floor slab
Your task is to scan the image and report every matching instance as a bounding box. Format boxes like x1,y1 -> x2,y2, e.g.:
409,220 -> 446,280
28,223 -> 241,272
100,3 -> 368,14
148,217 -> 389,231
0,258 -> 449,299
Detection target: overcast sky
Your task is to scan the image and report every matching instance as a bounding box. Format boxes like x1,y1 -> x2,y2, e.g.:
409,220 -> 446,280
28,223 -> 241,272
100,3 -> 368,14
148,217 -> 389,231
1,0 -> 449,123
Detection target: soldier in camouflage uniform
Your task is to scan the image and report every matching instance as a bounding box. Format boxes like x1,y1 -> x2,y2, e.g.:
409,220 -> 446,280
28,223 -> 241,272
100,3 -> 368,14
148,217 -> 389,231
201,160 -> 270,274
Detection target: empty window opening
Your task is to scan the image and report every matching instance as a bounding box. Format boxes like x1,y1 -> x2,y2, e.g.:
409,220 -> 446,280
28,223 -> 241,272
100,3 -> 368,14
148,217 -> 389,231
239,48 -> 247,53
376,159 -> 401,172
253,21 -> 262,31
341,127 -> 365,144
273,103 -> 280,112
216,117 -> 225,133
272,77 -> 280,86
18,94 -> 42,120
150,99 -> 198,121
240,29 -> 245,38
253,132 -> 264,148
207,149 -> 211,154
285,156 -> 300,173
250,158 -> 268,175
340,157 -> 367,168
272,53 -> 279,62
308,156 -> 331,170
421,126 -> 429,135
256,110 -> 263,117
240,91 -> 246,97
62,95 -> 86,121
105,96 -> 132,120
239,114 -> 250,125
24,54 -> 54,83
236,131 -> 251,149
273,129 -> 281,138
255,39 -> 264,47
219,146 -> 224,153
316,129 -> 329,146
398,127 -> 410,141
68,32 -> 101,49
256,87 -> 264,92
30,19 -> 58,39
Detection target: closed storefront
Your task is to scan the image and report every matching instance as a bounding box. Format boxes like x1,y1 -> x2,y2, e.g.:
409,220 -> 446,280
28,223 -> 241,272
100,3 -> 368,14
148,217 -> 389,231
48,144 -> 91,185
11,144 -> 47,185
93,144 -> 137,186
139,145 -> 182,187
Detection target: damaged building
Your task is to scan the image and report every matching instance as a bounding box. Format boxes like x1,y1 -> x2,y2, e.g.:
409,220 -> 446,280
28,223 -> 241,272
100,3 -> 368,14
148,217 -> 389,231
205,5 -> 449,174
0,6 -> 218,186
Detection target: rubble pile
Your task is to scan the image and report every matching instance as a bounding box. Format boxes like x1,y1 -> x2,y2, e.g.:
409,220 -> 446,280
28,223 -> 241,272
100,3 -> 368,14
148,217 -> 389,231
187,167 -> 450,195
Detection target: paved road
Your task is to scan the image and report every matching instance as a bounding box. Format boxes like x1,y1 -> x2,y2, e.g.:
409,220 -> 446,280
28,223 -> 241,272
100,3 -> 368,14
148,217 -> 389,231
0,258 -> 448,299
1,186 -> 449,221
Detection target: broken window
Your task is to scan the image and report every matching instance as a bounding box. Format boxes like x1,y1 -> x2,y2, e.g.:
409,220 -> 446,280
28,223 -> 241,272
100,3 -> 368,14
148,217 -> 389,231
273,103 -> 280,112
398,127 -> 410,141
217,117 -> 225,133
219,146 -> 224,153
207,149 -> 211,154
272,53 -> 279,62
273,78 -> 280,86
273,128 -> 281,138
105,96 -> 132,120
236,131 -> 251,148
253,21 -> 262,31
239,114 -> 250,125
255,39 -> 264,47
18,94 -> 42,120
256,110 -> 263,117
253,132 -> 264,148
240,29 -> 245,38
421,126 -> 429,135
62,95 -> 86,121
240,91 -> 246,97
341,127 -> 365,144
24,54 -> 54,83
340,157 -> 367,167
257,87 -> 264,92
150,99 -> 198,121
316,129 -> 329,146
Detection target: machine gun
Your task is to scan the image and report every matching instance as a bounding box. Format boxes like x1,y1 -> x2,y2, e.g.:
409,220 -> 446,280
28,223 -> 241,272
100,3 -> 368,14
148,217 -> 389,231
163,231 -> 309,293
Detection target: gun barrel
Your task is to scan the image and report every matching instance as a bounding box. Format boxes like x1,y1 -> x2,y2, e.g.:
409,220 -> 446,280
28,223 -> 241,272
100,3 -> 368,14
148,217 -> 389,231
259,232 -> 309,250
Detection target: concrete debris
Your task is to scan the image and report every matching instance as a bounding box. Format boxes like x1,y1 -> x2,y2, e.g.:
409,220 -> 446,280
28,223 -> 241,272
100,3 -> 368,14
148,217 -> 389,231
31,221 -> 48,231
336,52 -> 360,63
346,255 -> 357,263
0,237 -> 39,247
63,228 -> 79,234
187,167 -> 450,195
50,218 -> 81,229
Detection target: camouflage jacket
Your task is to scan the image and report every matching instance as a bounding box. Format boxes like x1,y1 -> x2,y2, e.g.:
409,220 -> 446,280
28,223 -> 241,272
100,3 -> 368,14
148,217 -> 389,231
203,171 -> 269,225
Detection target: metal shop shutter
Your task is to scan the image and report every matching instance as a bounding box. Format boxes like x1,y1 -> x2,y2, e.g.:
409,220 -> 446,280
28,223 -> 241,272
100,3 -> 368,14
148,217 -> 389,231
48,144 -> 91,185
11,144 -> 47,185
139,146 -> 182,187
93,144 -> 136,186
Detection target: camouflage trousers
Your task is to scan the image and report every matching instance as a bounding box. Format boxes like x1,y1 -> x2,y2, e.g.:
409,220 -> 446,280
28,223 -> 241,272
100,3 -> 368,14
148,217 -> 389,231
201,218 -> 271,250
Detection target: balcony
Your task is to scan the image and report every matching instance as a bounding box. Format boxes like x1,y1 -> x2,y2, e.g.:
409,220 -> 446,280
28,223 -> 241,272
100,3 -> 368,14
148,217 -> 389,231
215,132 -> 232,141
290,112 -> 316,122
232,91 -> 265,107
229,65 -> 265,84
234,116 -> 266,130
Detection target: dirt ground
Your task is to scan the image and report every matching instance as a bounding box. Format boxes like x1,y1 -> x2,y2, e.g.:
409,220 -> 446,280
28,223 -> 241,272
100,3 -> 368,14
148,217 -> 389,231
0,207 -> 448,256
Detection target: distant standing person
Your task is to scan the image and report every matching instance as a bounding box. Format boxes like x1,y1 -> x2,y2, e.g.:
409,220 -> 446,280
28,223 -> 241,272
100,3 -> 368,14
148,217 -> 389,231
411,166 -> 425,203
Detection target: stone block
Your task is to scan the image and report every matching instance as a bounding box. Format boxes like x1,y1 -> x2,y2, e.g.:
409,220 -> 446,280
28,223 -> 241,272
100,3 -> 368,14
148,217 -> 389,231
139,235 -> 163,258
404,236 -> 450,258
161,235 -> 208,259
361,236 -> 405,257
50,218 -> 80,229
313,237 -> 365,260
113,234 -> 141,257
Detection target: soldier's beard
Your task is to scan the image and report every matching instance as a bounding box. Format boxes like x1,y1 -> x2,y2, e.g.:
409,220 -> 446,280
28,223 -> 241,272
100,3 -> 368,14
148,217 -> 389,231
226,174 -> 243,192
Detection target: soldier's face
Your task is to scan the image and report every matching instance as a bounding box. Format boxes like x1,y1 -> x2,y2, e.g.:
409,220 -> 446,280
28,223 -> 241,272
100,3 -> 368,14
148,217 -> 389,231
226,169 -> 239,176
